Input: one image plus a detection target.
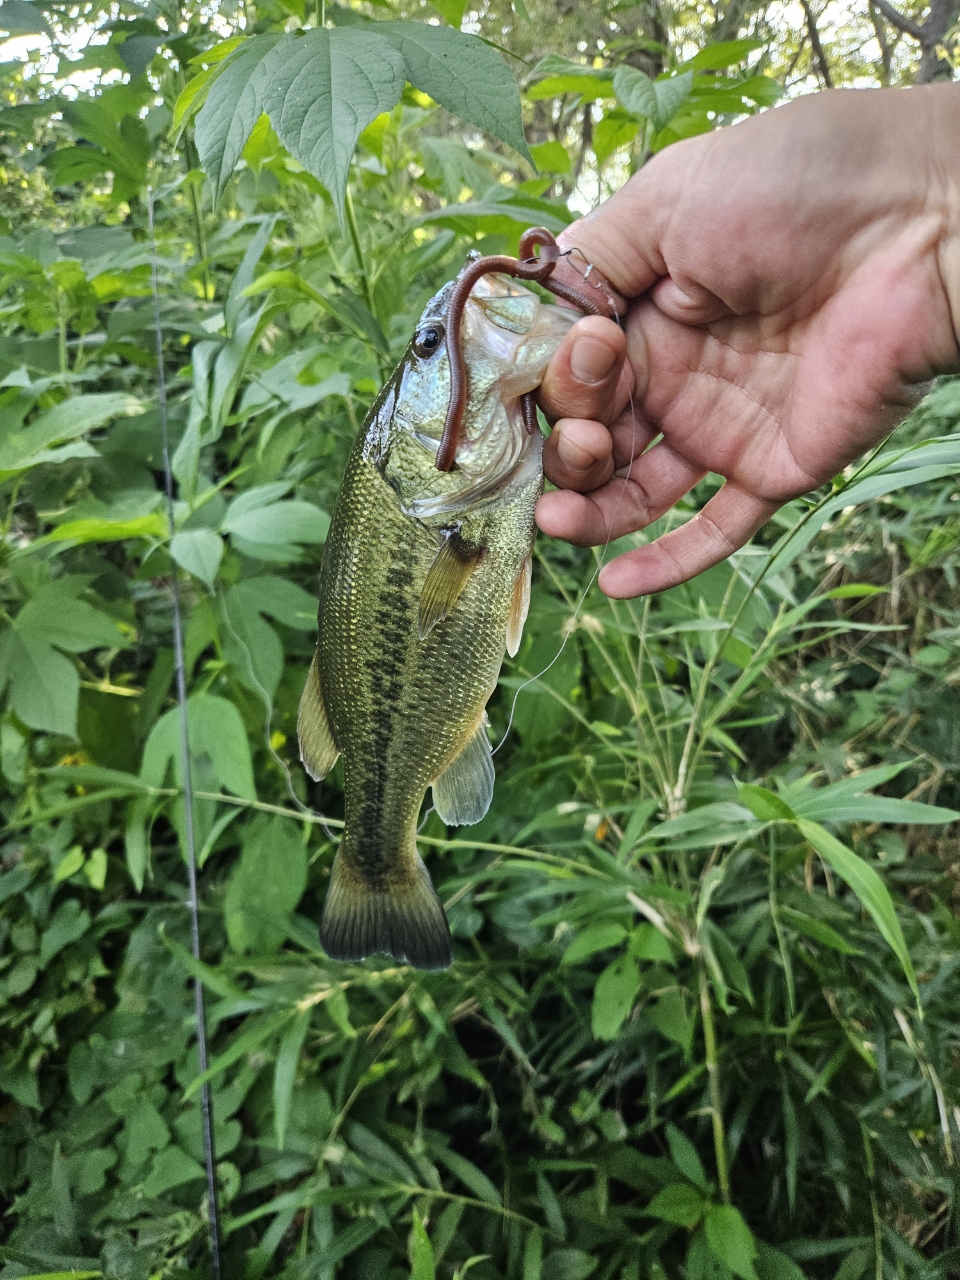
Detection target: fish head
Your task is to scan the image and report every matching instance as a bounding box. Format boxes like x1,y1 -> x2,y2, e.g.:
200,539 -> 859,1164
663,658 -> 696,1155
370,266 -> 577,520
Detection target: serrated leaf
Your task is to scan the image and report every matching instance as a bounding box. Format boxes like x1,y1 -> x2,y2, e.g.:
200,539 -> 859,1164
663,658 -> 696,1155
260,28 -> 405,217
194,33 -> 283,206
379,21 -> 531,163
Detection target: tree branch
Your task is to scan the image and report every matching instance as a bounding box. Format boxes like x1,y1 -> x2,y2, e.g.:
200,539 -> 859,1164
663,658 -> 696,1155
800,0 -> 834,87
870,0 -> 926,42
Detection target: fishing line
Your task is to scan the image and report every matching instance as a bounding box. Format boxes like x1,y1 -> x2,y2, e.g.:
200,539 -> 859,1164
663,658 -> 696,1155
492,277 -> 641,757
147,186 -> 224,1278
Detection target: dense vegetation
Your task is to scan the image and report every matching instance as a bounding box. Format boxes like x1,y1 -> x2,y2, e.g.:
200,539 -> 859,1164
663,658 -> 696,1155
2,0 -> 960,1277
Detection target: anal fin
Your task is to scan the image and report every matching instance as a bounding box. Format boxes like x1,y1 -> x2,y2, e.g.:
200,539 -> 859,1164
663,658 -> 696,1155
418,531 -> 486,640
297,652 -> 340,781
432,714 -> 495,827
506,555 -> 532,658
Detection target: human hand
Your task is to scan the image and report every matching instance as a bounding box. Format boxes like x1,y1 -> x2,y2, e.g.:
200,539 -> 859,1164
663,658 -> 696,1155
536,85 -> 960,598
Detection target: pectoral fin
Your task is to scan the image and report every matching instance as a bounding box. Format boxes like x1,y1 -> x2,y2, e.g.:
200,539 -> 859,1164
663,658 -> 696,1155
297,653 -> 340,781
432,714 -> 495,827
505,555 -> 532,658
418,531 -> 486,640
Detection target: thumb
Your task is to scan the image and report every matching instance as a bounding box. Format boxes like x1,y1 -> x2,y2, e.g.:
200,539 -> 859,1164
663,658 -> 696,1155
556,162 -> 675,300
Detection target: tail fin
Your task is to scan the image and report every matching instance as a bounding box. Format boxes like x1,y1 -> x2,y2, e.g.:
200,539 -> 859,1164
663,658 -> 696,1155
320,852 -> 452,970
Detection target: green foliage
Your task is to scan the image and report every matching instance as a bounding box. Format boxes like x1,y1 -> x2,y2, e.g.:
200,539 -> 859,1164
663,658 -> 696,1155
1,1 -> 960,1278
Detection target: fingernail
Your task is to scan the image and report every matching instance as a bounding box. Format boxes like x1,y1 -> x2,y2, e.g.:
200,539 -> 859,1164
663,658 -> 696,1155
569,335 -> 617,385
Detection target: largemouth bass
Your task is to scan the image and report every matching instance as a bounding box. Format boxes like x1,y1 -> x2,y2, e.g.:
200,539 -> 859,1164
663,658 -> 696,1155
298,235 -> 618,969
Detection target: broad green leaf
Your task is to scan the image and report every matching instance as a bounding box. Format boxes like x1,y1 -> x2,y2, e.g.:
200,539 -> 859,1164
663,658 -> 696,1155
225,814 -> 308,953
379,22 -> 532,163
142,693 -> 256,799
562,922 -> 626,965
529,139 -> 571,174
40,899 -> 90,964
796,819 -> 920,1006
274,1009 -> 310,1150
754,1241 -> 808,1280
16,586 -> 127,653
170,528 -> 224,589
647,988 -> 693,1052
141,1145 -> 206,1198
613,67 -> 693,132
194,34 -> 283,206
0,627 -> 80,736
0,0 -> 52,35
630,923 -> 675,963
542,1250 -> 597,1280
40,512 -> 167,545
222,499 -> 329,546
666,1123 -> 708,1191
260,28 -> 405,217
591,954 -> 641,1040
429,0 -> 467,25
645,1181 -> 705,1226
0,392 -> 143,471
410,1207 -> 436,1280
683,38 -> 762,70
527,74 -> 614,102
704,1205 -> 758,1280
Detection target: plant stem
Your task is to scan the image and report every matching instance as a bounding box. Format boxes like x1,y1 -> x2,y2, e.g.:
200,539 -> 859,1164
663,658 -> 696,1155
699,963 -> 730,1204
344,185 -> 375,321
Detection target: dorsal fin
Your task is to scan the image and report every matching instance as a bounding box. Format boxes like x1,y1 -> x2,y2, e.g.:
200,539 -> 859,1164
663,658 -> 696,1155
418,531 -> 486,640
505,555 -> 532,658
297,653 -> 340,781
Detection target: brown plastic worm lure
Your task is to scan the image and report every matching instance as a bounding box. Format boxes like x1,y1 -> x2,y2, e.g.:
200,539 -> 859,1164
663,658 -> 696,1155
435,227 -> 625,473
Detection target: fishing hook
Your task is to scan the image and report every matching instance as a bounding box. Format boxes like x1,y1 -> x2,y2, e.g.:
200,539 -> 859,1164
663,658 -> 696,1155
435,227 -> 625,472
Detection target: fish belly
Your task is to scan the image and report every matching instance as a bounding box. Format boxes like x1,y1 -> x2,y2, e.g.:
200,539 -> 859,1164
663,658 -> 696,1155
311,443 -> 538,967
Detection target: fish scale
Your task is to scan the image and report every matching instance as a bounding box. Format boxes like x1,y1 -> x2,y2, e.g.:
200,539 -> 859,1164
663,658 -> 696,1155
298,268 -> 574,969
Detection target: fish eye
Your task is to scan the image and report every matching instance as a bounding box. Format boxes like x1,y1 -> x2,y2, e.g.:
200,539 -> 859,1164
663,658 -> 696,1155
413,323 -> 445,358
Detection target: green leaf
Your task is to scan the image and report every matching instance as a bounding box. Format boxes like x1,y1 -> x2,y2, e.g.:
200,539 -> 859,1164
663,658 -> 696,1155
683,38 -> 762,70
591,954 -> 641,1040
225,814 -> 308,953
274,1009 -> 310,1150
796,819 -> 920,1006
704,1205 -> 758,1280
629,922 -> 674,963
142,693 -> 256,799
612,68 -> 693,132
410,1207 -> 436,1280
647,988 -> 694,1052
379,21 -> 532,163
529,139 -> 571,175
738,783 -> 795,822
666,1123 -> 708,1191
0,627 -> 80,736
141,1145 -> 206,1198
40,899 -> 90,965
779,907 -> 861,956
194,34 -> 283,207
170,529 -> 225,589
0,0 -> 52,35
523,1228 -> 543,1280
562,922 -> 626,965
40,512 -> 168,546
645,1181 -> 706,1226
17,1274 -> 102,1279
526,74 -> 614,102
259,28 -> 405,217
429,0 -> 467,25
0,392 -> 143,471
222,498 -> 329,547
